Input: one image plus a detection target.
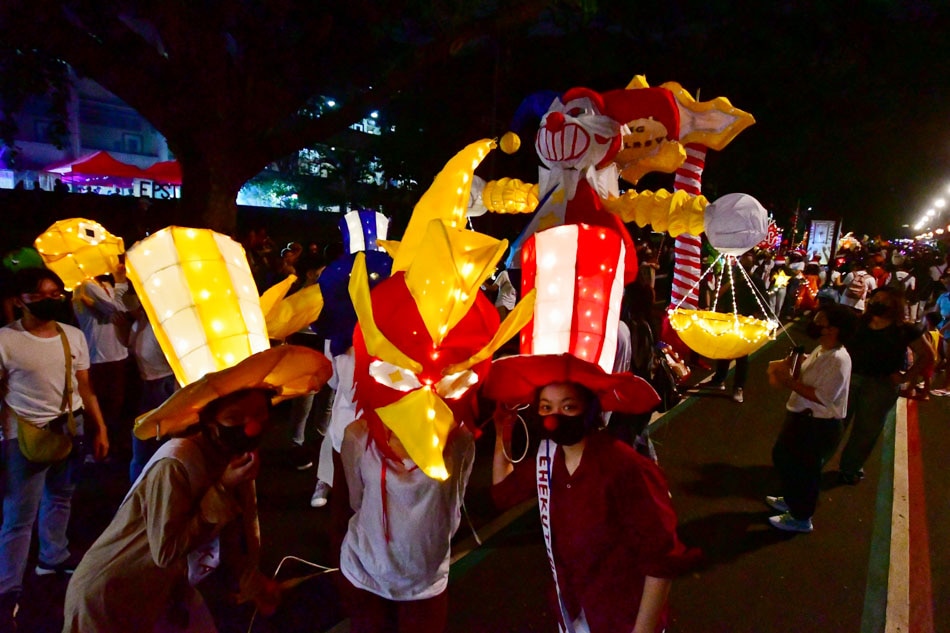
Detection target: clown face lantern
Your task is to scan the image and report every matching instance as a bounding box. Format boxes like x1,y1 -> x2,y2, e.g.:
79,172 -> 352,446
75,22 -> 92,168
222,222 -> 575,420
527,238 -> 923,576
535,88 -> 622,172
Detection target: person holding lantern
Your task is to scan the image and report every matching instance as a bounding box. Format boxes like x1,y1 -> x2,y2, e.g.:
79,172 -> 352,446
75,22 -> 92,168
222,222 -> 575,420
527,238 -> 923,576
487,222 -> 695,633
766,304 -> 856,533
63,345 -> 331,632
330,140 -> 536,633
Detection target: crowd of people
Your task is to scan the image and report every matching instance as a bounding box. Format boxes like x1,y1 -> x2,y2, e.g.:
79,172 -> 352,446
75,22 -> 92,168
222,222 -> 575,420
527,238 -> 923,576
0,217 -> 948,632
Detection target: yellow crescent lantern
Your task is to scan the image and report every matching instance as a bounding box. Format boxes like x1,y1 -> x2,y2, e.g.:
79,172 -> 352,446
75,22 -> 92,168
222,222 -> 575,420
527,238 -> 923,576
124,226 -> 269,386
668,308 -> 777,359
34,219 -> 125,291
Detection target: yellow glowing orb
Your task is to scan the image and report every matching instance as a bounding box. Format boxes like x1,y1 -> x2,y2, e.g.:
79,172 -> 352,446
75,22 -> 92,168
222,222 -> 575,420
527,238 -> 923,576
772,270 -> 791,289
668,308 -> 777,360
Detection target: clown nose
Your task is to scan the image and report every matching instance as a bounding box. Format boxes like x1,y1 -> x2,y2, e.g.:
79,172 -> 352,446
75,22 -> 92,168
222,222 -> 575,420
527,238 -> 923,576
543,415 -> 559,431
544,111 -> 566,132
244,420 -> 263,437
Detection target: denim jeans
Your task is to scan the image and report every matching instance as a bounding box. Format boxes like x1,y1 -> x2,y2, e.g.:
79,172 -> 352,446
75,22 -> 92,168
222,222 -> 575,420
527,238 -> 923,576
129,374 -> 179,483
839,374 -> 899,476
0,420 -> 84,594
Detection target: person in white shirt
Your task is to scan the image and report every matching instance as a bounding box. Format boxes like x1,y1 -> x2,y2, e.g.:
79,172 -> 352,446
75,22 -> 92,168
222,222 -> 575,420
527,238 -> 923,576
73,257 -> 131,460
0,268 -> 109,629
766,304 -> 857,533
839,262 -> 877,313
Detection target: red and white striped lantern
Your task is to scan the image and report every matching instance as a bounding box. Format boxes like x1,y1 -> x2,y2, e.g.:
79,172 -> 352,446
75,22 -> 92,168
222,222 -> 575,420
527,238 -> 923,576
520,224 -> 625,373
670,144 -> 707,309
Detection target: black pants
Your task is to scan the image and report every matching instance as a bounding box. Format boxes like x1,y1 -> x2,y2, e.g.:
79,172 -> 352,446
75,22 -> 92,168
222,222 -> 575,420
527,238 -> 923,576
771,410 -> 844,520
713,356 -> 749,389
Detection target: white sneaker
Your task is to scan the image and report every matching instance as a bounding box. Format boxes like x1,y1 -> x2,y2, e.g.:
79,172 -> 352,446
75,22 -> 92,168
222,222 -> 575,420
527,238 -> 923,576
765,495 -> 789,513
310,480 -> 330,508
768,512 -> 813,533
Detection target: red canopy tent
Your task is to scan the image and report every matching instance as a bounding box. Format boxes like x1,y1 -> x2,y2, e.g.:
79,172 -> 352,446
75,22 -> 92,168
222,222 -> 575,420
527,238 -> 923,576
45,151 -> 150,184
142,160 -> 182,185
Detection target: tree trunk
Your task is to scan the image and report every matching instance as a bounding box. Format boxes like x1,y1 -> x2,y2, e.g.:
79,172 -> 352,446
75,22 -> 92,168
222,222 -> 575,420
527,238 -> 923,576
175,153 -> 250,236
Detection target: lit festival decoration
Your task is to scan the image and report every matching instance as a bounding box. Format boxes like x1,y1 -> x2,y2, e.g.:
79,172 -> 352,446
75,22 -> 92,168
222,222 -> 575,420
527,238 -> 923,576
667,308 -> 777,360
125,226 -> 269,386
34,219 -> 125,291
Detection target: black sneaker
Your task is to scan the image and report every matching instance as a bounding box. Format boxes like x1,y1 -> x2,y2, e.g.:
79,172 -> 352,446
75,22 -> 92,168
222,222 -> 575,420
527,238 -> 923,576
839,470 -> 864,486
0,592 -> 18,632
290,444 -> 314,471
35,559 -> 76,576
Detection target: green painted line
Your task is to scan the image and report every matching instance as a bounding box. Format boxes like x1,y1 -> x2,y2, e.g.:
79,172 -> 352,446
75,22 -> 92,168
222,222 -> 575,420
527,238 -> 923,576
861,407 -> 897,633
449,509 -> 539,581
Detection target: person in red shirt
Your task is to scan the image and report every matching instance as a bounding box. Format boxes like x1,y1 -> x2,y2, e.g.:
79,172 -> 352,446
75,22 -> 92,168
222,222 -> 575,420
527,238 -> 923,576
486,354 -> 697,633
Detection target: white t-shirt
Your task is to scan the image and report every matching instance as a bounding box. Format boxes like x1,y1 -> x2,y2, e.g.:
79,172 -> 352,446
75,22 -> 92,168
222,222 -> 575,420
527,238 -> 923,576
786,344 -> 851,419
129,318 -> 174,382
0,320 -> 90,438
339,420 -> 475,600
73,279 -> 129,364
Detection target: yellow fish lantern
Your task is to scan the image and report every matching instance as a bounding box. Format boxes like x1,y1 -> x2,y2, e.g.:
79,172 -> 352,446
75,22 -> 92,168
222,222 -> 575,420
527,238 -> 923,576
34,219 -> 125,291
125,227 -> 269,386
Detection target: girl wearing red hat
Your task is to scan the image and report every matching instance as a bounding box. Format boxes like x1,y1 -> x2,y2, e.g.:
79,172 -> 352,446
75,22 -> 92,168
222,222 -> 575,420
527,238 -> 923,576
487,354 -> 697,633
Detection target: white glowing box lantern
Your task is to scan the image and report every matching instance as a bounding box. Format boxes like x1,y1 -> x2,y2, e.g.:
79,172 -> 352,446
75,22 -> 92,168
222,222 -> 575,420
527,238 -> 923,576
520,224 -> 625,372
125,227 -> 270,386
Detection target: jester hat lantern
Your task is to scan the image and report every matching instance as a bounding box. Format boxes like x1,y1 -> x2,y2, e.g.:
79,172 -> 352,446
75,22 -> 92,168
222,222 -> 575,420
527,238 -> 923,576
484,223 -> 659,415
351,140 -> 536,480
34,218 -> 125,291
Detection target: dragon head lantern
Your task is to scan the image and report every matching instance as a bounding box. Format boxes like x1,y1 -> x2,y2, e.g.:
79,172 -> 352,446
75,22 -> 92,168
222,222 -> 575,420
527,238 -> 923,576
350,140 -> 535,480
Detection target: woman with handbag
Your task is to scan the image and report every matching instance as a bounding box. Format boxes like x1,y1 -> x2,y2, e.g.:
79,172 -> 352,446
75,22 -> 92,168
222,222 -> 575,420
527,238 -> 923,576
766,304 -> 857,533
0,268 -> 110,631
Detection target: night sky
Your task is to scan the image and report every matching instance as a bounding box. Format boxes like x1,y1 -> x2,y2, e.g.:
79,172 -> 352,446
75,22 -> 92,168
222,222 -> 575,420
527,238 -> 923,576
439,2 -> 950,240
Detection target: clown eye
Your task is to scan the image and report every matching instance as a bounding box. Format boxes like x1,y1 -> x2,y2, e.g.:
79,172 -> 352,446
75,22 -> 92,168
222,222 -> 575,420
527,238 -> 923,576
567,107 -> 585,117
369,360 -> 423,392
434,369 -> 480,400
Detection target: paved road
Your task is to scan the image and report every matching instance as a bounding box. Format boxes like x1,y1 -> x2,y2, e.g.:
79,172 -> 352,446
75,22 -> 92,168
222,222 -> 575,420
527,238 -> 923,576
15,323 -> 949,632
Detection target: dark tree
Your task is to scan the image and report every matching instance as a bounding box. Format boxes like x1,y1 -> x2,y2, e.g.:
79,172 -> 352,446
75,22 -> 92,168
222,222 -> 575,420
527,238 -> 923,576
0,0 -> 551,232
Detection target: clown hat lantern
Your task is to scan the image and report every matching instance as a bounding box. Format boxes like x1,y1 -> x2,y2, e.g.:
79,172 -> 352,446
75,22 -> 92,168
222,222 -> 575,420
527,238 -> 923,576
483,222 -> 660,416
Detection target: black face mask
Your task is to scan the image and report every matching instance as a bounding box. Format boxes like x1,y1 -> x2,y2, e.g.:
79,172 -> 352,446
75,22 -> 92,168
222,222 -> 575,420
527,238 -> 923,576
805,322 -> 825,340
540,413 -> 587,446
866,302 -> 889,317
206,423 -> 261,455
24,297 -> 66,322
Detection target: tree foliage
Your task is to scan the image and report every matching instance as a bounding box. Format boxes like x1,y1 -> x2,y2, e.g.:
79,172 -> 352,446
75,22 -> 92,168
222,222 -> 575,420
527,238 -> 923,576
0,0 -> 552,232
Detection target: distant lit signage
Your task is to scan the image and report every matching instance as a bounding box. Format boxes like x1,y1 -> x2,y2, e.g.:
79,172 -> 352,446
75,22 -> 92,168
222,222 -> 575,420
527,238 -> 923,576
134,179 -> 180,199
806,220 -> 836,264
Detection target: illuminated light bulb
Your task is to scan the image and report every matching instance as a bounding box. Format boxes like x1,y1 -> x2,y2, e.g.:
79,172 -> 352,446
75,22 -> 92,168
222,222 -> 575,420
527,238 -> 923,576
152,278 -> 162,287
547,283 -> 559,295
461,262 -> 474,276
427,408 -> 436,421
541,252 -> 558,269
199,289 -> 211,300
431,434 -> 440,447
210,320 -> 224,333
185,229 -> 197,238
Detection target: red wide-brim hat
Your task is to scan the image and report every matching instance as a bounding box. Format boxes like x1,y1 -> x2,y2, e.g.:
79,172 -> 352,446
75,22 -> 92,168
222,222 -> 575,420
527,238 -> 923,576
483,353 -> 660,414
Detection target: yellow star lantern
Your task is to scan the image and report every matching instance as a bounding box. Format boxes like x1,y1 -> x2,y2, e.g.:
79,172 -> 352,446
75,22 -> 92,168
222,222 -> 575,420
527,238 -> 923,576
668,308 -> 777,359
259,274 -> 325,341
125,227 -> 269,386
34,219 -> 125,291
772,269 -> 791,289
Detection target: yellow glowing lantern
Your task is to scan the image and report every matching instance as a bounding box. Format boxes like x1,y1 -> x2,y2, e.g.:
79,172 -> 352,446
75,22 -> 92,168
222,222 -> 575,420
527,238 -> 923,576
668,308 -> 777,359
125,227 -> 269,386
772,270 -> 791,289
34,219 -> 125,291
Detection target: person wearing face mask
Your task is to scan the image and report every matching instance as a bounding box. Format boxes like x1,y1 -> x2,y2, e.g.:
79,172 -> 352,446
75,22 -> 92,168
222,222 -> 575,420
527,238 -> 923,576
765,304 -> 857,533
0,268 -> 110,631
836,287 -> 935,485
488,354 -> 697,633
63,345 -> 331,632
